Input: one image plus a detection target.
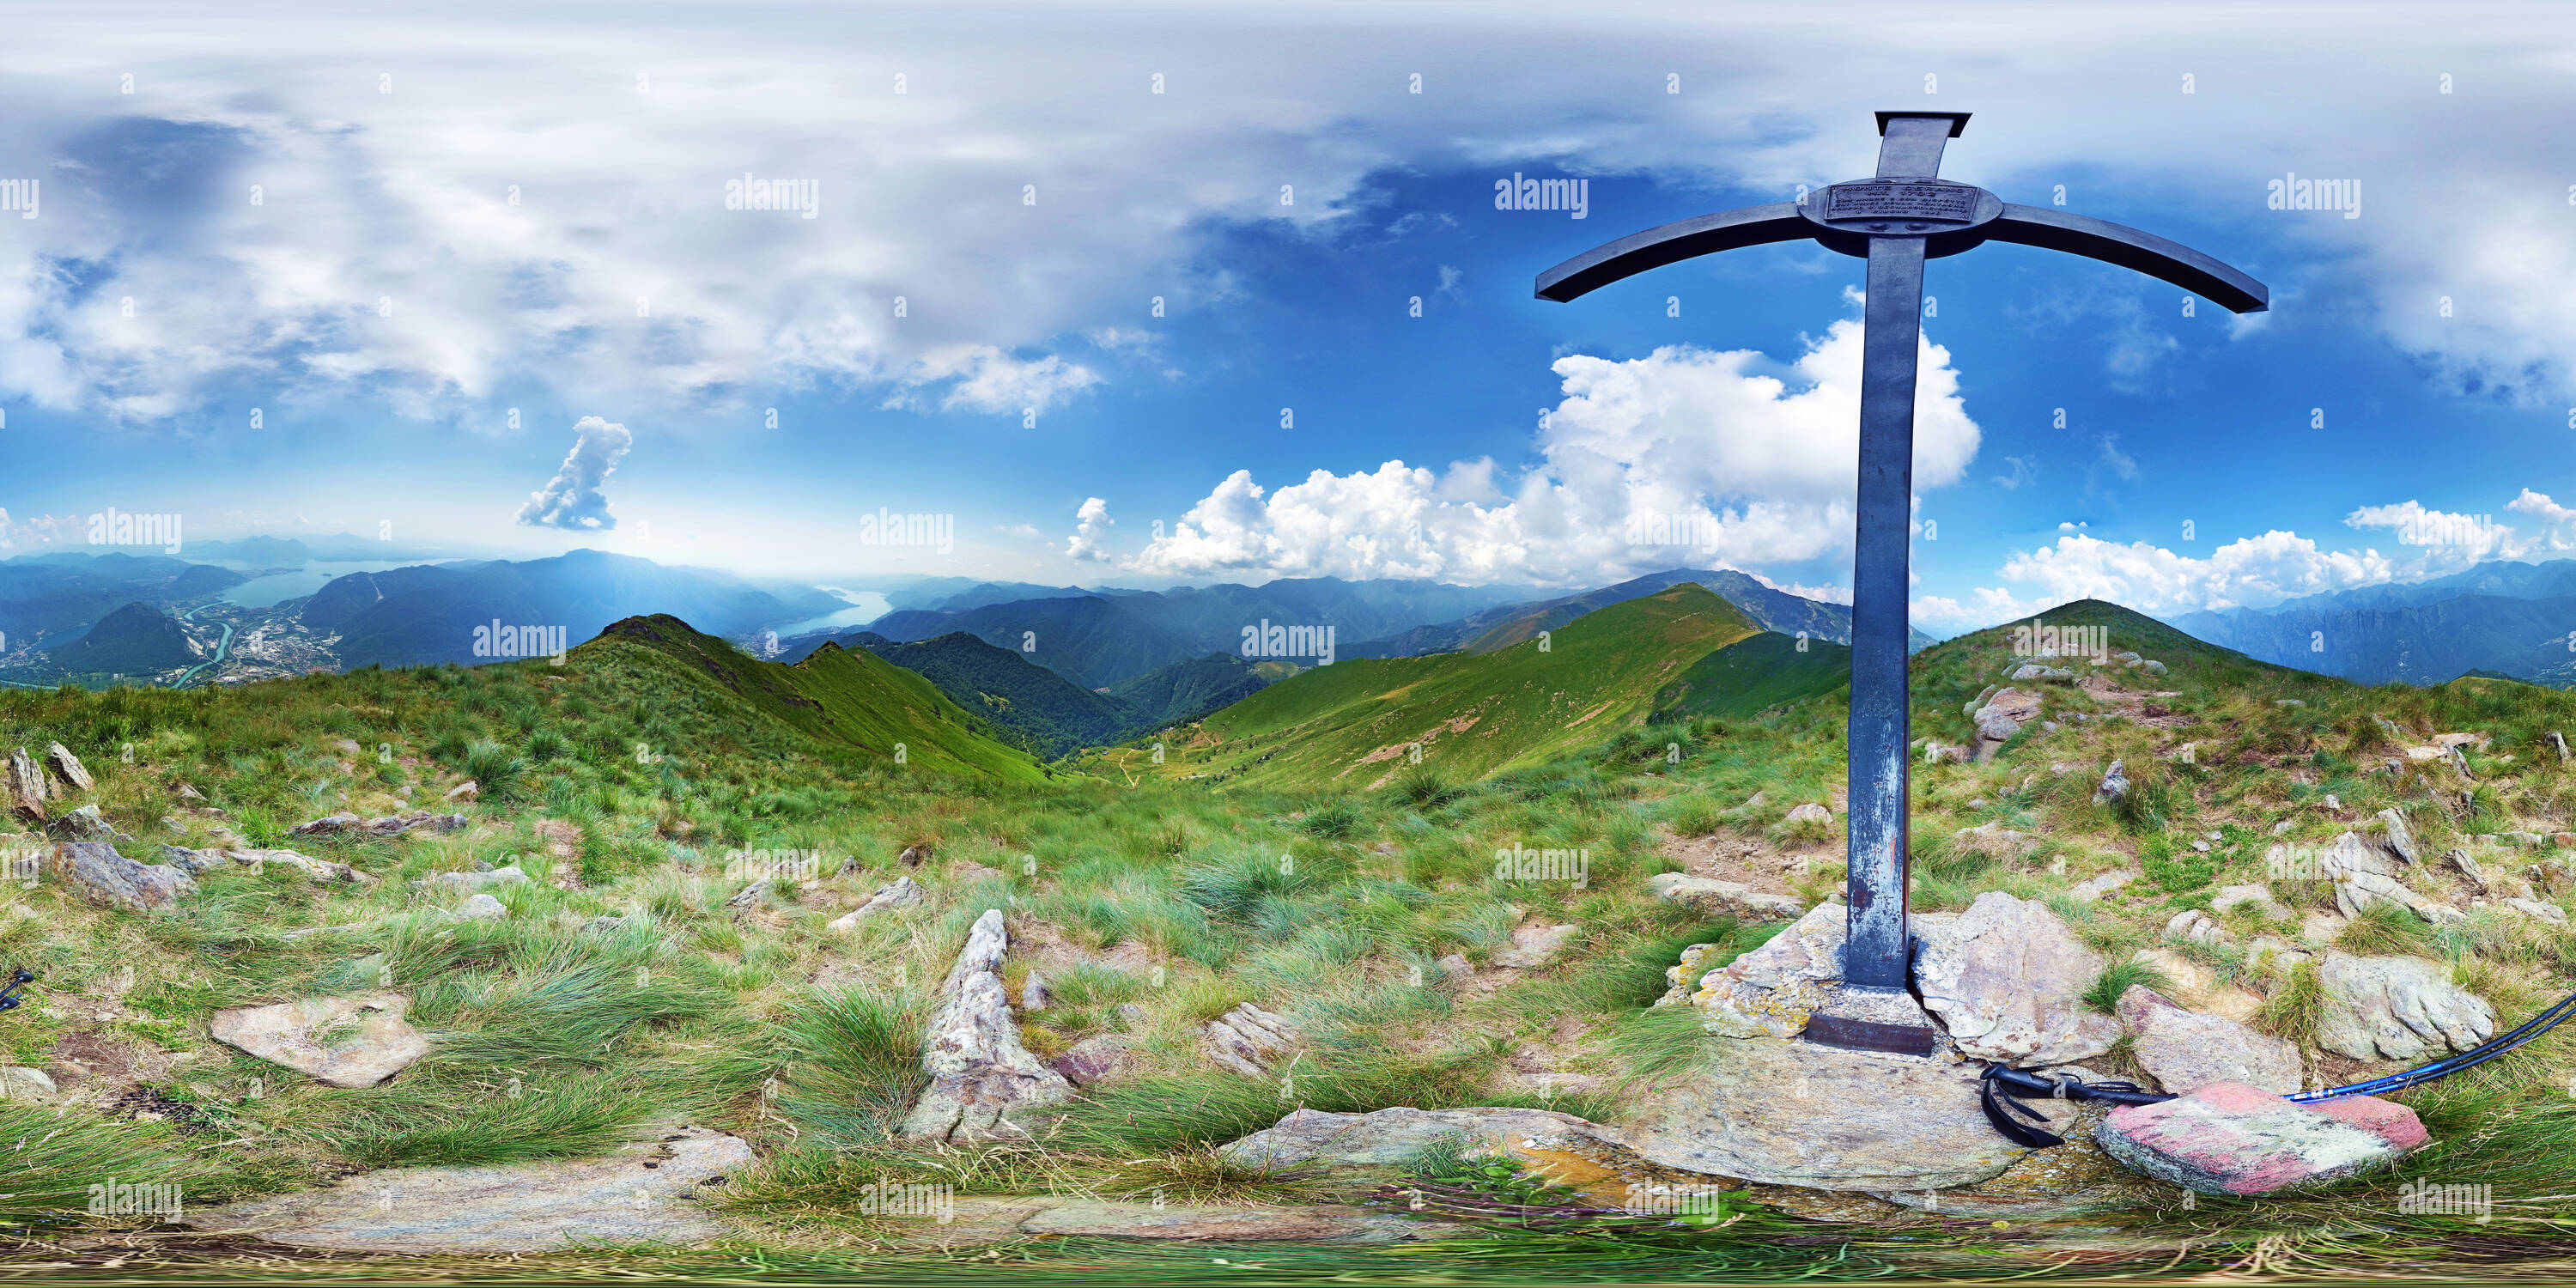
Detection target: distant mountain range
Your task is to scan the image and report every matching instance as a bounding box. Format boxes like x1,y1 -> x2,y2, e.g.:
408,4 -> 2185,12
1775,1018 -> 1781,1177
306,550 -> 848,669
2164,558 -> 2576,687
854,577 -> 1540,690
0,553 -> 243,647
181,533 -> 452,565
847,568 -> 1926,695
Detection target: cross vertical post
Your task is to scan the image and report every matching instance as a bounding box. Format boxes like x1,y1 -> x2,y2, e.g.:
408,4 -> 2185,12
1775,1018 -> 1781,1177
1531,110 -> 2266,1060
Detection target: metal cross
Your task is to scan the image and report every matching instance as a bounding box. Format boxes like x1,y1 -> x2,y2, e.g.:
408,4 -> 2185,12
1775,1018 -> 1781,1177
1536,112 -> 2266,1055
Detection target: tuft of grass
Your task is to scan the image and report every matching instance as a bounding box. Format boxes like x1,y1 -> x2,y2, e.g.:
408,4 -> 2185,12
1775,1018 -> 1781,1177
464,738 -> 527,802
2255,958 -> 2325,1047
2082,957 -> 2176,1013
2336,899 -> 2433,957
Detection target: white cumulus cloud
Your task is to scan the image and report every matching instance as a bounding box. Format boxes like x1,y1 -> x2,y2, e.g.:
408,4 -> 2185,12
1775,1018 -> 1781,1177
1066,496 -> 1114,562
516,416 -> 634,531
1130,318 -> 1979,585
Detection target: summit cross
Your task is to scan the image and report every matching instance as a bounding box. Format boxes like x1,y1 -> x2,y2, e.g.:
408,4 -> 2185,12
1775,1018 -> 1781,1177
1535,111 -> 2267,1054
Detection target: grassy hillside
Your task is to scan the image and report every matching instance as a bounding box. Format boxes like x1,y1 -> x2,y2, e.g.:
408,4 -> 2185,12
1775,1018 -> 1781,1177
588,616 -> 1048,782
1652,631 -> 1850,720
1130,584 -> 1759,790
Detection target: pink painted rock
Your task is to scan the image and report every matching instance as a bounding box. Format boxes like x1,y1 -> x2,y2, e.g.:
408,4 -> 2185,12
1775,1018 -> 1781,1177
2096,1081 -> 2427,1194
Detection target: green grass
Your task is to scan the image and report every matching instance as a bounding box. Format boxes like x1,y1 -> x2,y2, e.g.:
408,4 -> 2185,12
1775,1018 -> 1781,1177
2081,957 -> 2177,1013
1650,631 -> 1850,720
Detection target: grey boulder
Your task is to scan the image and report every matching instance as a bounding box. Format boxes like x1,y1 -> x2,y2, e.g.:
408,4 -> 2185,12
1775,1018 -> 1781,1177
2317,951 -> 2494,1061
46,841 -> 193,912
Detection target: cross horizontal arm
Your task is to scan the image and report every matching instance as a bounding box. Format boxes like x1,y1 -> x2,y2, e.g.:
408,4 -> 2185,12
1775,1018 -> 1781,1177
1986,204 -> 2269,313
1534,203 -> 1812,302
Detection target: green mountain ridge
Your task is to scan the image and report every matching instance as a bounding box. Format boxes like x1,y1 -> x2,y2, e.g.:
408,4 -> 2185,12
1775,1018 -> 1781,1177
582,615 -> 1048,782
1134,583 -> 1762,790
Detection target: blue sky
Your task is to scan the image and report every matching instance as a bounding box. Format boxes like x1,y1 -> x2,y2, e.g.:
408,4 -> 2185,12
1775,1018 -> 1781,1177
1,2 -> 2573,632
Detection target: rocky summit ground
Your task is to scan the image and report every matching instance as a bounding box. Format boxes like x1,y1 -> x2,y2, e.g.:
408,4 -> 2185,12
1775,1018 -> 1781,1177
0,601 -> 2573,1281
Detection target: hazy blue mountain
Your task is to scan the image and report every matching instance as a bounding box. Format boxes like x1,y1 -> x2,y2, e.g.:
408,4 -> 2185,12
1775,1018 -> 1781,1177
866,577 -> 1538,688
45,601 -> 199,673
185,533 -> 451,564
865,595 -> 1196,690
0,554 -> 244,646
2164,592 -> 2576,687
308,550 -> 846,670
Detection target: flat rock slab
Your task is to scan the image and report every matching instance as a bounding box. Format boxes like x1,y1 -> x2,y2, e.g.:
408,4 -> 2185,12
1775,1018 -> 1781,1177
883,1196 -> 1427,1248
1648,873 -> 1806,921
182,1127 -> 751,1252
2097,1081 -> 2427,1194
209,992 -> 429,1088
1619,1036 -> 2075,1191
1220,1106 -> 1613,1171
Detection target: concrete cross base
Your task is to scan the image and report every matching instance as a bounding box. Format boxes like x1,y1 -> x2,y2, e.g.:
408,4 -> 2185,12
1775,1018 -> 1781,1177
1801,983 -> 1938,1056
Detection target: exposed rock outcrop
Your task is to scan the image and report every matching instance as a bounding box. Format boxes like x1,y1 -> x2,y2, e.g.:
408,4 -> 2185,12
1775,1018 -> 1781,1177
2317,951 -> 2494,1061
2116,986 -> 2301,1094
1203,1002 -> 1303,1078
46,841 -> 192,911
829,876 -> 925,931
897,909 -> 1072,1141
1914,891 -> 2120,1066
